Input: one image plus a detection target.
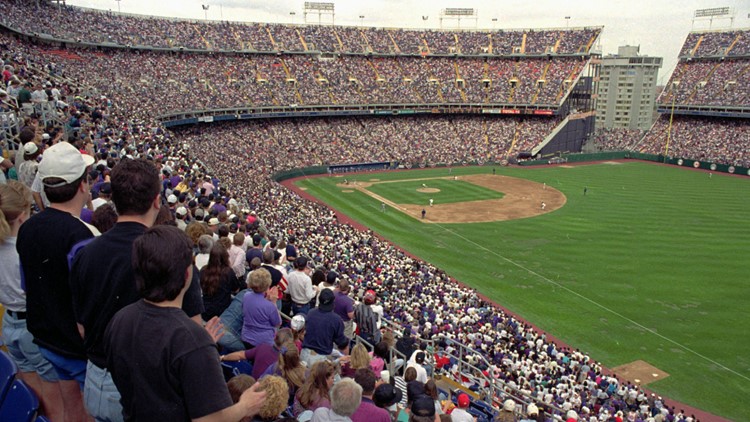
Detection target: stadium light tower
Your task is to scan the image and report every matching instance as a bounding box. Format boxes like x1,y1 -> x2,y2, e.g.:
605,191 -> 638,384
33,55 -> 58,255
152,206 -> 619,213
114,0 -> 121,13
491,17 -> 497,29
359,15 -> 365,26
202,4 -> 209,20
565,16 -> 571,28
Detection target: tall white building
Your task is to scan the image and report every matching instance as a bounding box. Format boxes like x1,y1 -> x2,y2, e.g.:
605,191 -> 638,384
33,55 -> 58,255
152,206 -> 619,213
595,46 -> 662,130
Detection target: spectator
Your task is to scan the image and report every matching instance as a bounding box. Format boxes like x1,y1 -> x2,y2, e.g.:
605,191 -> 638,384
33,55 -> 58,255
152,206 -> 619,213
450,394 -> 474,422
351,368 -> 390,422
355,289 -> 382,345
373,383 -> 403,418
311,378 -> 363,422
227,374 -> 257,404
251,375 -> 290,422
200,242 -> 243,320
16,141 -> 98,422
294,360 -> 336,417
221,328 -> 294,380
241,267 -> 282,349
71,158 -> 201,420
288,256 -> 318,316
104,226 -> 266,420
300,289 -> 349,367
0,181 -> 64,421
333,277 -> 355,339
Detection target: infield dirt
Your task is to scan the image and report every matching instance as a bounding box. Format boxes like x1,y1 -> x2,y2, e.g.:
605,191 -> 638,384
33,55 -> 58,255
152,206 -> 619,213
338,174 -> 566,223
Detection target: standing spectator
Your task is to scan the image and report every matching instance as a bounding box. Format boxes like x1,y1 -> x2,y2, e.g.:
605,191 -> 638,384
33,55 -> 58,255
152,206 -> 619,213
16,142 -> 41,188
300,289 -> 349,367
312,378 -> 363,422
406,352 -> 429,384
200,242 -> 243,320
70,158 -> 205,421
104,226 -> 266,420
17,141 -> 98,422
241,268 -> 282,349
0,181 -> 63,421
285,235 -> 298,264
355,289 -> 382,345
333,277 -> 355,339
287,256 -> 318,315
228,232 -> 247,278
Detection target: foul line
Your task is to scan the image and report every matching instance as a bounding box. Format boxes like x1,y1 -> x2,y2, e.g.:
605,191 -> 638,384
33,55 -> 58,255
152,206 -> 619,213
430,222 -> 750,383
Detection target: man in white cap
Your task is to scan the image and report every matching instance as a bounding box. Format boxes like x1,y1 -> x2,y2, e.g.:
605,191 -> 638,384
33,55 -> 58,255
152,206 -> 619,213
175,206 -> 189,230
17,142 -> 41,188
17,141 -> 98,422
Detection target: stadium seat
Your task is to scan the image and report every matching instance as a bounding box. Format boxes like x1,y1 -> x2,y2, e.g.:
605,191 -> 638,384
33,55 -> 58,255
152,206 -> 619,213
0,350 -> 18,403
0,379 -> 39,422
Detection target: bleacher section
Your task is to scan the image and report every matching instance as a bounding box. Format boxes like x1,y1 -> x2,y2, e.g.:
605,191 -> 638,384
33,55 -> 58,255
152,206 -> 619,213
0,0 -> 600,56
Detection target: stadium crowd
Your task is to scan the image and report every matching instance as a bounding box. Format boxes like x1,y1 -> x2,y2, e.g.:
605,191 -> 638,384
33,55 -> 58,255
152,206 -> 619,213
0,41 -> 586,118
659,59 -> 750,107
1,10 -> 737,422
588,129 -> 644,152
639,115 -> 750,168
0,0 -> 600,55
678,29 -> 750,57
659,29 -> 750,107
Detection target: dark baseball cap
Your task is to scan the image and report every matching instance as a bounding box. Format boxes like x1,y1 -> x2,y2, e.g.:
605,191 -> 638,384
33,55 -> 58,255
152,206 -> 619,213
411,396 -> 435,417
318,289 -> 335,312
373,383 -> 402,408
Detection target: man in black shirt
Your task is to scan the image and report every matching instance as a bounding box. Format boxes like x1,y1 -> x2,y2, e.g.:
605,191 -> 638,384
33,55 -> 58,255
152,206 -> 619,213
106,226 -> 265,421
17,141 -> 97,422
71,158 -> 205,420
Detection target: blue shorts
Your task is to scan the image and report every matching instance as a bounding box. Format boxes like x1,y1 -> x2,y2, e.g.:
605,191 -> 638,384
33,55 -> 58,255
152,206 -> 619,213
39,346 -> 87,388
2,312 -> 59,382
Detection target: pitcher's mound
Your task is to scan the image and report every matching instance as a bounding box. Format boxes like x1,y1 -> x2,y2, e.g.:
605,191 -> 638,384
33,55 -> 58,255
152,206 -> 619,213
611,360 -> 669,386
417,188 -> 440,193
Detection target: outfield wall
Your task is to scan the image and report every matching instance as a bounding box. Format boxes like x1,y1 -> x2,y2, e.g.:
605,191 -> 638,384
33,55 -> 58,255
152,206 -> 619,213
520,151 -> 750,176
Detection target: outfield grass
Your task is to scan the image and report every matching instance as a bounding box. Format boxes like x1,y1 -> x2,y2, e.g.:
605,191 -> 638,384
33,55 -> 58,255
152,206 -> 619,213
365,178 -> 504,205
296,162 -> 750,421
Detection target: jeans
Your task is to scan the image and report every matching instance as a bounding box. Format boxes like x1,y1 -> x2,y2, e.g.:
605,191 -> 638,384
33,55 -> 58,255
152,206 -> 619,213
300,348 -> 329,368
218,290 -> 248,353
83,361 -> 124,422
39,346 -> 87,388
2,312 -> 58,382
292,302 -> 310,316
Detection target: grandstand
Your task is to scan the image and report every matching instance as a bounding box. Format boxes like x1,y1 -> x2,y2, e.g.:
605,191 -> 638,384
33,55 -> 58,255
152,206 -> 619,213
638,28 -> 750,171
0,1 -> 744,421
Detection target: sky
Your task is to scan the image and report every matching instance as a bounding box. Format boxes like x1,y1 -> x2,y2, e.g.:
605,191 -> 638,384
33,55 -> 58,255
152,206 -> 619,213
67,0 -> 750,84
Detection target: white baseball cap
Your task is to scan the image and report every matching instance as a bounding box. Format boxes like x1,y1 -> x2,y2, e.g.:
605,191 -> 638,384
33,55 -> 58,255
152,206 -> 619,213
38,142 -> 95,187
23,142 -> 39,154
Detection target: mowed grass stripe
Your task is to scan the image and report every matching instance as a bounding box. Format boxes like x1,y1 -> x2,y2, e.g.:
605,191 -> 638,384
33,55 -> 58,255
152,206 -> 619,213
298,163 -> 750,420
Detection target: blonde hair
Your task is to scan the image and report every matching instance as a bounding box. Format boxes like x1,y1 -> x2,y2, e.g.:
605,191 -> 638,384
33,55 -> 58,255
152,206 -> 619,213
350,343 -> 371,370
248,267 -> 271,293
257,375 -> 289,420
0,181 -> 32,243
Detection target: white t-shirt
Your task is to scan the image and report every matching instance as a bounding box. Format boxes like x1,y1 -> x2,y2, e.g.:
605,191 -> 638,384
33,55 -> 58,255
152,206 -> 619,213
451,408 -> 474,422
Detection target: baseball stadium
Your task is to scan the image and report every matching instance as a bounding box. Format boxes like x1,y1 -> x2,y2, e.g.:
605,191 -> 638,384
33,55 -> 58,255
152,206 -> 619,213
0,1 -> 748,421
